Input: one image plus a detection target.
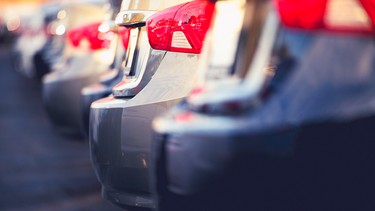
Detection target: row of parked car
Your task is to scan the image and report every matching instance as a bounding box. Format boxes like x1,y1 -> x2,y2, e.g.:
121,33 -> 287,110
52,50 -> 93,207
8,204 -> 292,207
12,0 -> 375,210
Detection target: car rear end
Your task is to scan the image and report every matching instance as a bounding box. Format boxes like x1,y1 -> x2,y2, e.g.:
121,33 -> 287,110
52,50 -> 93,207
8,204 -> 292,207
89,0 -> 214,209
42,1 -> 118,137
152,0 -> 375,210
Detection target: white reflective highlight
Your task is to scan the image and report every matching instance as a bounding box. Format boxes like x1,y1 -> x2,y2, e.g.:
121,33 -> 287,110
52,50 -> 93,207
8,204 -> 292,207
6,15 -> 21,32
98,22 -> 110,33
57,10 -> 67,20
55,24 -> 66,35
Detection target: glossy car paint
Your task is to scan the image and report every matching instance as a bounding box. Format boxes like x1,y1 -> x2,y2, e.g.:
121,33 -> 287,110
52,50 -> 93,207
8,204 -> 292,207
152,0 -> 375,210
81,68 -> 124,136
89,0 -> 202,208
91,52 -> 200,209
42,2 -> 116,136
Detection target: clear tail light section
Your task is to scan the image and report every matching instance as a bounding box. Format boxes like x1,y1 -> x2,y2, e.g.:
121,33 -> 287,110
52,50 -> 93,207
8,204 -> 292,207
274,0 -> 375,34
67,22 -> 115,51
146,0 -> 215,54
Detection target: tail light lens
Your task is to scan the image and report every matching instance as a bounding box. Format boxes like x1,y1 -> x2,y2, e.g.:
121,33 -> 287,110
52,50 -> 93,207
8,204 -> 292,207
274,0 -> 375,34
67,22 -> 114,51
67,26 -> 84,47
146,0 -> 215,54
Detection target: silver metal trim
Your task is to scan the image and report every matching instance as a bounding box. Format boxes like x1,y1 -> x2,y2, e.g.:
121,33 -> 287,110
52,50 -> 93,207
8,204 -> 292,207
115,10 -> 156,28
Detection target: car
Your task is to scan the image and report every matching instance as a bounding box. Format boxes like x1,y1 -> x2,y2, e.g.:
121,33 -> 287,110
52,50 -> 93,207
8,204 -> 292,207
32,5 -> 65,80
42,0 -> 119,137
12,3 -> 58,78
89,0 -> 214,209
0,4 -> 23,45
80,10 -> 129,137
151,0 -> 375,210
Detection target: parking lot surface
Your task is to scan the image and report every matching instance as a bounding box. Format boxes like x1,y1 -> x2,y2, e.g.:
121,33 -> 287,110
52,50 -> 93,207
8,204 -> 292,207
0,45 -> 121,211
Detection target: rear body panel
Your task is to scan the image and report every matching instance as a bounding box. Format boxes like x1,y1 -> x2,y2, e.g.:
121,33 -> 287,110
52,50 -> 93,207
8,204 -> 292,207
90,51 -> 200,208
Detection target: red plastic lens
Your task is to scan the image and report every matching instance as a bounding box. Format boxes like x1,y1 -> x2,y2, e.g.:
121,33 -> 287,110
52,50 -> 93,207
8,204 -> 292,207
275,0 -> 327,29
147,0 -> 215,54
67,22 -> 114,51
67,27 -> 83,47
147,3 -> 187,51
360,0 -> 375,24
274,0 -> 375,34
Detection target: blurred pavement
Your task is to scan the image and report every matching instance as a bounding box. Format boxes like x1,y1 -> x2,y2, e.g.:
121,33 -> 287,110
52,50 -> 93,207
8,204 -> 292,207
0,44 -> 122,211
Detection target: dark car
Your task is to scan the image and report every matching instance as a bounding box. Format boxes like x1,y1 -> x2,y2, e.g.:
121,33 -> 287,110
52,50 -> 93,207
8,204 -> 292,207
151,0 -> 375,210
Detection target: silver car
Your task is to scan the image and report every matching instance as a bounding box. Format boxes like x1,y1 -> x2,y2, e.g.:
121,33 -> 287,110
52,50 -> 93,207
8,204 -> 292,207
89,0 -> 214,209
42,0 -> 118,137
152,0 -> 375,210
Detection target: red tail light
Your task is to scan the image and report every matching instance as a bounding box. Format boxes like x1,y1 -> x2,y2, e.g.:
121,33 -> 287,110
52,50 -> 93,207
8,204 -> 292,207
67,26 -> 84,47
146,0 -> 215,54
67,22 -> 114,51
118,27 -> 130,49
274,0 -> 375,34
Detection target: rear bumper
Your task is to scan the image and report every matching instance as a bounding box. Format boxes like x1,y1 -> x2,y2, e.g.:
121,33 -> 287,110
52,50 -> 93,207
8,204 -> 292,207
42,56 -> 108,136
89,96 -> 181,208
90,97 -> 154,208
103,187 -> 153,209
152,109 -> 297,195
81,84 -> 112,137
43,75 -> 89,136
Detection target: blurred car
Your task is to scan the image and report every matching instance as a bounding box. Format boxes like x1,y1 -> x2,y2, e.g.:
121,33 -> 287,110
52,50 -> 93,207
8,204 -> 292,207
80,31 -> 128,136
151,0 -> 375,210
0,14 -> 18,44
12,0 -> 109,79
12,3 -> 57,78
42,0 -> 118,137
80,0 -> 129,137
89,0 -> 214,209
0,3 -> 37,45
31,3 -> 69,80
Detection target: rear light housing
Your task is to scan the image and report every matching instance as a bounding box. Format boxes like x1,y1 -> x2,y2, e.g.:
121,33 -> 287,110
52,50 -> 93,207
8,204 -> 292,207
274,0 -> 375,34
146,0 -> 215,54
67,22 -> 115,51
